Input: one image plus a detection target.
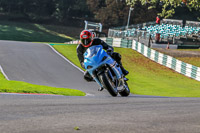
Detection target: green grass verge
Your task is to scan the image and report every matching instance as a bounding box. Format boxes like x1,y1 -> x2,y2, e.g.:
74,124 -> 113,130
0,21 -> 73,42
0,72 -> 85,96
0,66 -> 85,96
53,44 -> 200,97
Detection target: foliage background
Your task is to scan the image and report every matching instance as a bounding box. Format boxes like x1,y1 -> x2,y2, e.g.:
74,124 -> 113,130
0,0 -> 199,28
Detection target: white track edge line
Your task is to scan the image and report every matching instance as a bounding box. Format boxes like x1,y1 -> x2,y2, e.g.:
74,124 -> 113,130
86,93 -> 95,96
0,65 -> 9,80
45,43 -> 84,73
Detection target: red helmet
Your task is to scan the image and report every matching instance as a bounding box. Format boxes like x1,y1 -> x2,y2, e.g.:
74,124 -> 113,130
80,30 -> 93,47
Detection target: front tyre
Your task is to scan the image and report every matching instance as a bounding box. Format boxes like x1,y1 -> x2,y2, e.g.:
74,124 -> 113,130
119,81 -> 130,97
99,72 -> 118,97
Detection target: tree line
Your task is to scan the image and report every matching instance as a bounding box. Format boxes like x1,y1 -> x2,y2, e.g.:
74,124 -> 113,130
127,0 -> 200,20
0,0 -> 199,28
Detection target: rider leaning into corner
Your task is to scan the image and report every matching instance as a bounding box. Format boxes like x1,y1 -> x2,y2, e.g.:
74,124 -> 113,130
76,30 -> 129,82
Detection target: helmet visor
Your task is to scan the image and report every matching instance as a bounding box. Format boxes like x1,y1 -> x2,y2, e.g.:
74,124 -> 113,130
81,38 -> 92,46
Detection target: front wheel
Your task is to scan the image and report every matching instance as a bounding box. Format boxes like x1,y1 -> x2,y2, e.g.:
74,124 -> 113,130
98,72 -> 118,97
119,81 -> 130,97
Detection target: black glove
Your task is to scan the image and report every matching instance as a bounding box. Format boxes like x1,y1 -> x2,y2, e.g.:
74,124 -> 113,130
81,62 -> 85,69
107,48 -> 113,56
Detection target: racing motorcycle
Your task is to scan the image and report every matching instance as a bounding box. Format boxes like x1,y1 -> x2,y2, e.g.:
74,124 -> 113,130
83,45 -> 130,97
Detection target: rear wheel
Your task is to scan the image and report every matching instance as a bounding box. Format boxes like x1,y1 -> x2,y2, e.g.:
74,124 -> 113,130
98,72 -> 118,97
119,81 -> 130,97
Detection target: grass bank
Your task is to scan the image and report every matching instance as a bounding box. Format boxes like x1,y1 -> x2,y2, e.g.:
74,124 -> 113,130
0,21 -> 74,42
53,44 -> 200,97
0,72 -> 85,96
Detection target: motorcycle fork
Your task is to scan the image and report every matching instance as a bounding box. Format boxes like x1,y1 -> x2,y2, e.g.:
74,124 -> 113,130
107,69 -> 114,82
91,71 -> 104,88
107,69 -> 118,87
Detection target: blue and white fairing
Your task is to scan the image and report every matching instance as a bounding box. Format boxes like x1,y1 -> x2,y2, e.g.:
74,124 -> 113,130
83,45 -> 123,87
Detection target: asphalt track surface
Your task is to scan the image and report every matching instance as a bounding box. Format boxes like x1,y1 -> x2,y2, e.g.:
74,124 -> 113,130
0,40 -> 200,133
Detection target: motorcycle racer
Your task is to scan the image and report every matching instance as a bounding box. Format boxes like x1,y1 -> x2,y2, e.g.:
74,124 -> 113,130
76,30 -> 129,82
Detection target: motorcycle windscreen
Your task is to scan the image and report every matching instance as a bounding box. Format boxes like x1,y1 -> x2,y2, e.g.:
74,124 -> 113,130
84,45 -> 102,58
84,45 -> 106,66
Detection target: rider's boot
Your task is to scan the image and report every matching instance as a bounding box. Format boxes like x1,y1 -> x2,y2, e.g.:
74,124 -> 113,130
120,65 -> 129,76
124,77 -> 129,81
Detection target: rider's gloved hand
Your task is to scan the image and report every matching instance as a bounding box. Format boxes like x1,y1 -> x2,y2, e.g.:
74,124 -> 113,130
81,62 -> 85,69
107,48 -> 113,56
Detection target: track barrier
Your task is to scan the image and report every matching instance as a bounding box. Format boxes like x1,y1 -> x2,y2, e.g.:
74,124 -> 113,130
101,37 -> 200,82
